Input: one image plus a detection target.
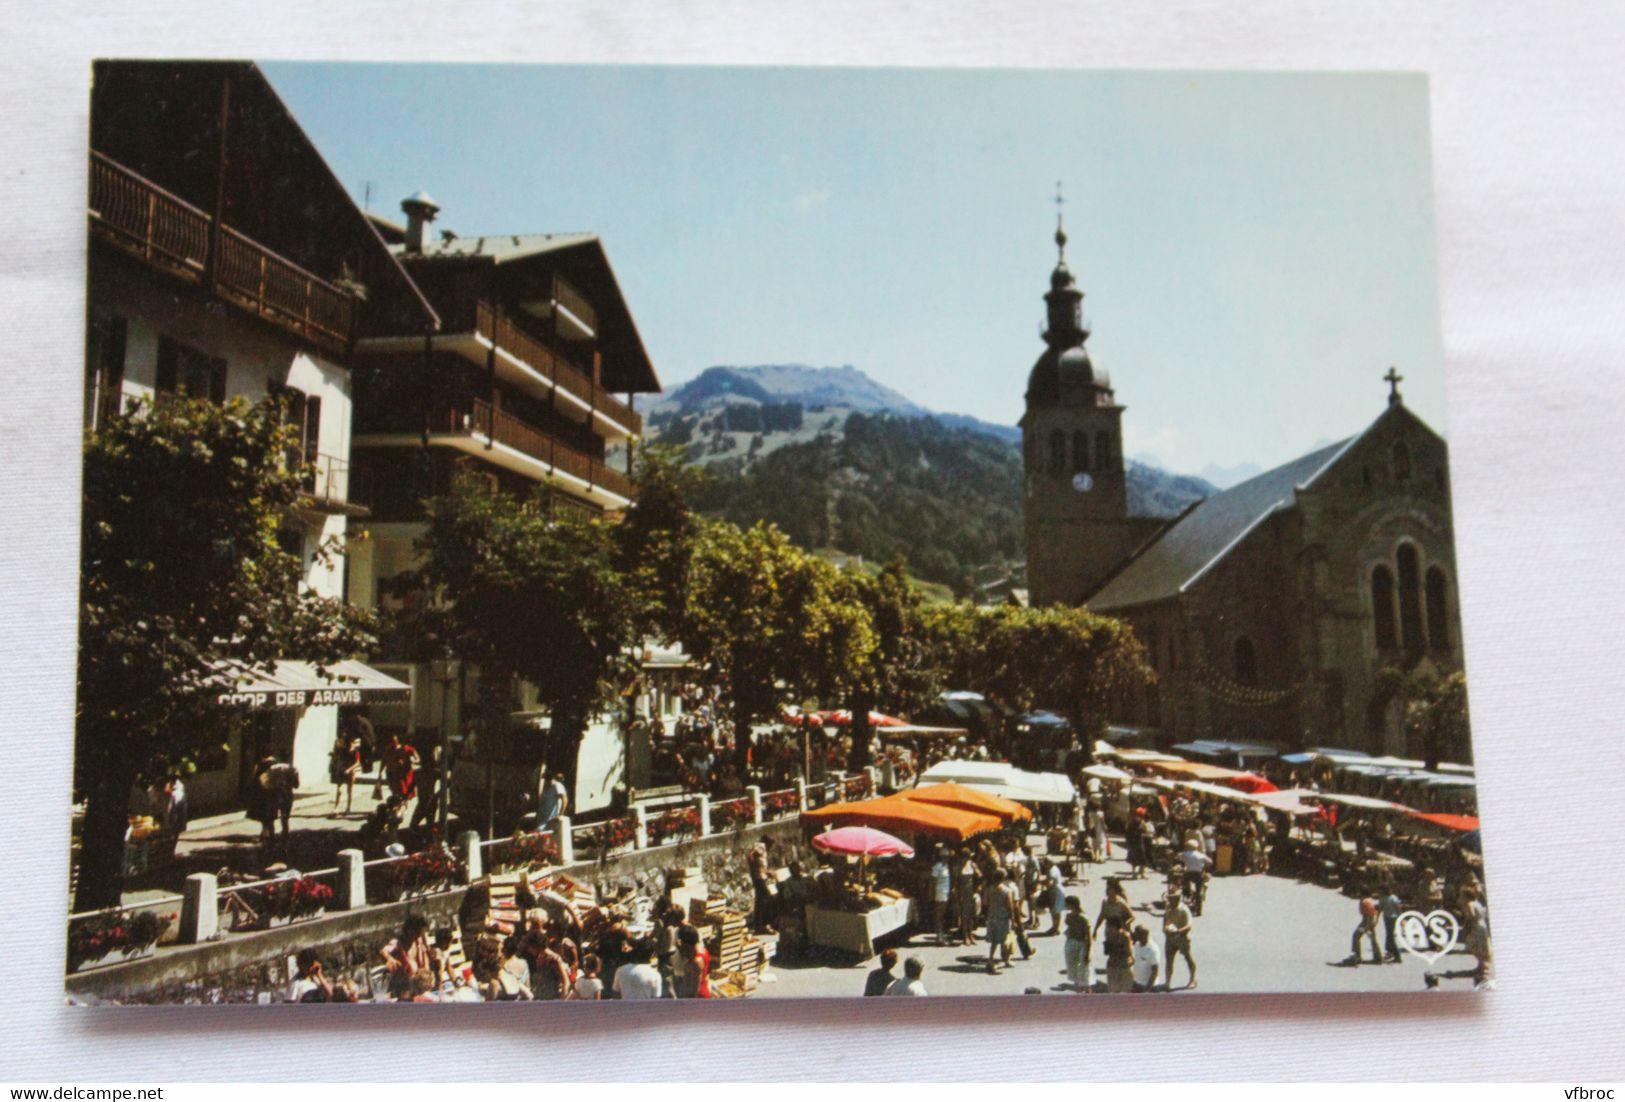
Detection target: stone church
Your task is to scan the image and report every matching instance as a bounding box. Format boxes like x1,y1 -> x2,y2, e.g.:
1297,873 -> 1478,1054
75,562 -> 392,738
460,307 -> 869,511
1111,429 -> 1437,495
1022,218 -> 1468,758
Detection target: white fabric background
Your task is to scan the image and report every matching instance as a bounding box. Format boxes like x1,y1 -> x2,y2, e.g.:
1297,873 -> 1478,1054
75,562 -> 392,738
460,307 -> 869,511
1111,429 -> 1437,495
2,0 -> 1622,1082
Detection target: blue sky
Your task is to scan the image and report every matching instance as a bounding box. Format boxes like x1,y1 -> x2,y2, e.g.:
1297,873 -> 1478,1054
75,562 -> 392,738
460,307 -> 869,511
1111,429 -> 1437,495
264,63 -> 1444,475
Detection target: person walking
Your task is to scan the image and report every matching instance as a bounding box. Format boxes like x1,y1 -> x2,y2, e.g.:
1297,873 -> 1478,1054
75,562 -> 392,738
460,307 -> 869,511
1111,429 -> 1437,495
329,733 -> 361,816
1063,895 -> 1093,992
1348,894 -> 1382,966
1089,802 -> 1110,863
409,745 -> 442,831
1042,863 -> 1067,935
1379,878 -> 1404,963
1162,886 -> 1198,990
985,872 -> 1017,975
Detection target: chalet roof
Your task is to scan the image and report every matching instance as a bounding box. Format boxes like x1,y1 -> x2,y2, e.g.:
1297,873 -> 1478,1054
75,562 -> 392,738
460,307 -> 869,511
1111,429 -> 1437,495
391,232 -> 600,263
1086,437 -> 1351,612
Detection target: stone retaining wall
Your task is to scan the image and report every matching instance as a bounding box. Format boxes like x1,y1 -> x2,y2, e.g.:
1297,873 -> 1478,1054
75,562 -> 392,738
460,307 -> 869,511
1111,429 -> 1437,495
67,818 -> 810,1005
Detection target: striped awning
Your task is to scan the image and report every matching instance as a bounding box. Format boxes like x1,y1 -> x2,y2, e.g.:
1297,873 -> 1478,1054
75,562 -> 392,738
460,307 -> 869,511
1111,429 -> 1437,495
210,659 -> 411,710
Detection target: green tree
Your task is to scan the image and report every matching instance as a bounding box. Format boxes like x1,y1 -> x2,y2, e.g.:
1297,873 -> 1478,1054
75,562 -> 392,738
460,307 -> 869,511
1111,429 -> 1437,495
617,444 -> 707,644
976,604 -> 1154,758
417,469 -> 634,817
683,521 -> 876,776
1376,666 -> 1471,770
845,556 -> 942,770
76,396 -> 374,911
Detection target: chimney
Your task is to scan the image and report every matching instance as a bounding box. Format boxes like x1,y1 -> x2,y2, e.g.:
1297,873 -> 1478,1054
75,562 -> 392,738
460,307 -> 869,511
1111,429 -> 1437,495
400,190 -> 441,254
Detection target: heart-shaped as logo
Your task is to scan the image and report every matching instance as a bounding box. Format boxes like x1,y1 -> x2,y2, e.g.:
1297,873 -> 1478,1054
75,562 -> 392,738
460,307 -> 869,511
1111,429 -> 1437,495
1396,909 -> 1460,966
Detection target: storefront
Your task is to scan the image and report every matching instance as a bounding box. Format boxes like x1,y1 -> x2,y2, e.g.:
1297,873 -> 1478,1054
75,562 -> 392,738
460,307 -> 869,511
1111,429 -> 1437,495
189,659 -> 412,817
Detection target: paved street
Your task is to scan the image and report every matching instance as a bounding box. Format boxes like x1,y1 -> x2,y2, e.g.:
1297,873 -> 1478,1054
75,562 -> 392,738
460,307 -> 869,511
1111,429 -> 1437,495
757,841 -> 1477,998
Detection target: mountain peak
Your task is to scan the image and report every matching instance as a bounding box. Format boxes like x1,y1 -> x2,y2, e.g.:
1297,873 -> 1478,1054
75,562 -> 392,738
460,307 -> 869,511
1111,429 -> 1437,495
654,364 -> 932,418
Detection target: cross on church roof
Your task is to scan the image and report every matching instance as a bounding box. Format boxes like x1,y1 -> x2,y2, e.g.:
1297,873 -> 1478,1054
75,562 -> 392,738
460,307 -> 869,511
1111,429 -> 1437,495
1054,180 -> 1068,259
1384,366 -> 1404,406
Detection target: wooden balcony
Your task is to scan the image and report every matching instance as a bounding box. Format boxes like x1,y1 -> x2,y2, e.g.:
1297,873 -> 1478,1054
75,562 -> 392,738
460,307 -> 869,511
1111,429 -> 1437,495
89,152 -> 356,351
359,398 -> 635,506
474,302 -> 642,439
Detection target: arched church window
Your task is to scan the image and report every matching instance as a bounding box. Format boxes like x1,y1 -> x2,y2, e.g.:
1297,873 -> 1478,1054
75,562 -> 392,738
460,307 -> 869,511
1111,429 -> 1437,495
1392,440 -> 1412,483
1397,543 -> 1424,655
1049,431 -> 1065,474
1234,636 -> 1258,687
1371,565 -> 1398,650
1095,431 -> 1111,470
1073,430 -> 1090,473
1426,566 -> 1451,653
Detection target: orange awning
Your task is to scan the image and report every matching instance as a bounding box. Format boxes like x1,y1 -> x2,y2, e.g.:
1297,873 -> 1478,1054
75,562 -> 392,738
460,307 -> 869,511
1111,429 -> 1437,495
1149,760 -> 1247,782
1408,811 -> 1480,832
802,794 -> 1002,840
901,782 -> 1033,822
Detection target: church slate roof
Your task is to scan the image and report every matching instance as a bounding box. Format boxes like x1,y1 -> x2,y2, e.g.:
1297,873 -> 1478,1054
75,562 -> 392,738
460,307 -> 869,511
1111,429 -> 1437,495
1086,438 -> 1351,612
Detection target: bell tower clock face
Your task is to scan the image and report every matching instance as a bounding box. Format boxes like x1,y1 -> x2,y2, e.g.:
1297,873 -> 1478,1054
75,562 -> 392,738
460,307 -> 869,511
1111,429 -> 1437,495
1072,472 -> 1094,493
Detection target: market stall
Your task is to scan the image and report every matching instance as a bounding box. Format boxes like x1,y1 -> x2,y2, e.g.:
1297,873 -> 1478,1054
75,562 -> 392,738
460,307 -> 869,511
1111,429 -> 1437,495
801,825 -> 921,957
800,799 -> 999,957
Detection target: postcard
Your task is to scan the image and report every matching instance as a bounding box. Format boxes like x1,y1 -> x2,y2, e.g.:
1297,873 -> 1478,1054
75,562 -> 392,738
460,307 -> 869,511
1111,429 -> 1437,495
69,61 -> 1486,1004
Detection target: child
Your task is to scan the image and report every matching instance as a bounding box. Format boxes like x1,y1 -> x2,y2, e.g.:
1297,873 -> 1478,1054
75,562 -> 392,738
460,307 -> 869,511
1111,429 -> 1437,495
572,953 -> 604,1001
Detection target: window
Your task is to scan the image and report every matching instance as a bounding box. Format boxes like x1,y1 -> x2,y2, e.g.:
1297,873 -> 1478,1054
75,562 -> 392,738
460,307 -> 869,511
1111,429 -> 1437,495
1371,565 -> 1398,650
279,387 -> 324,489
1095,430 -> 1111,470
1049,431 -> 1065,475
1361,464 -> 1373,488
1145,626 -> 1160,671
1073,430 -> 1090,473
1234,636 -> 1258,687
155,336 -> 226,403
1426,567 -> 1451,653
1392,440 -> 1412,483
84,314 -> 126,429
1396,544 -> 1424,655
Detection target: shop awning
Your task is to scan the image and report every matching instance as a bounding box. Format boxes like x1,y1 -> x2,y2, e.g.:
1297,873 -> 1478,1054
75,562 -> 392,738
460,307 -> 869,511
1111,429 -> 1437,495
1148,760 -> 1249,782
902,782 -> 1033,822
916,761 -> 1077,803
1082,763 -> 1134,782
210,659 -> 412,710
802,794 -> 1002,840
1252,788 -> 1322,816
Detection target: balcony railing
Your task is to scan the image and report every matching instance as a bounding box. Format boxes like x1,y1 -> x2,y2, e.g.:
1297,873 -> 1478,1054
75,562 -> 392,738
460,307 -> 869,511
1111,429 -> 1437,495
89,152 -> 356,351
299,452 -> 366,512
474,302 -> 641,439
445,398 -> 634,501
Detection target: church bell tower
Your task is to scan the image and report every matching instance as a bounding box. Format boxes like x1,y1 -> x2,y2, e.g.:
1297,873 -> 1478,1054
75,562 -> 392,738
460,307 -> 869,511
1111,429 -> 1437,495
1021,195 -> 1136,607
